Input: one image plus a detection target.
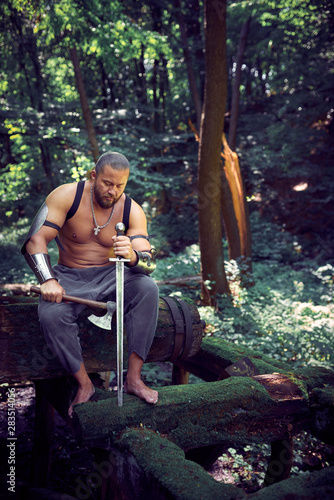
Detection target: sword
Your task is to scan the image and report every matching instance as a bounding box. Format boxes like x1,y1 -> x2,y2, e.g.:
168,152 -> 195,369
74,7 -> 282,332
109,222 -> 130,407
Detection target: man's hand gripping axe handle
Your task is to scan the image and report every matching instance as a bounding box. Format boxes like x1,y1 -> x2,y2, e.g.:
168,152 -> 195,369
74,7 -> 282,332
30,285 -> 115,330
109,222 -> 130,407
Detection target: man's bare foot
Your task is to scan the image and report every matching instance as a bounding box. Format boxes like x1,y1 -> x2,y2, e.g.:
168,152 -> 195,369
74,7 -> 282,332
68,382 -> 95,417
124,379 -> 158,404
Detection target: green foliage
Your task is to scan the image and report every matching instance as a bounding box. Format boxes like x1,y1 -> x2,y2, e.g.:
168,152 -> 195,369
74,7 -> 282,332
153,213 -> 334,370
214,445 -> 268,489
154,244 -> 201,297
209,431 -> 333,492
1,0 -> 333,371
200,251 -> 333,368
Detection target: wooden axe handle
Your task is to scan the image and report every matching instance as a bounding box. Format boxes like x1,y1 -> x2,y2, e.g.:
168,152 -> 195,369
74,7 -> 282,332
30,285 -> 107,310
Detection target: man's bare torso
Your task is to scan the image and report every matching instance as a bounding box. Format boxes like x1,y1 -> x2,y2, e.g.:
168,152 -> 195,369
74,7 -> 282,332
26,166 -> 149,272
57,181 -> 124,268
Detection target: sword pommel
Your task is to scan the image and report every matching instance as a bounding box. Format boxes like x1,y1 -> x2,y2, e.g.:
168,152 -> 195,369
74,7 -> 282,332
115,222 -> 126,237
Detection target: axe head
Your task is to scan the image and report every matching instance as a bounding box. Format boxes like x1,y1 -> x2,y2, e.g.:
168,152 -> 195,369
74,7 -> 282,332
88,301 -> 116,330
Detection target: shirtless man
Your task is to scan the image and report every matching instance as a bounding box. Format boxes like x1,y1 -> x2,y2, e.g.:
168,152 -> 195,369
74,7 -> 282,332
22,152 -> 159,416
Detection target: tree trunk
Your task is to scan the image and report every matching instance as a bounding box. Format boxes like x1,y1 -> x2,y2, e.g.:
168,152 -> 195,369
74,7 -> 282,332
228,17 -> 251,150
257,56 -> 267,97
39,141 -> 55,191
175,0 -> 202,131
160,56 -> 168,130
11,15 -> 56,190
185,0 -> 205,103
99,60 -> 109,110
152,59 -> 160,133
135,44 -> 148,106
69,46 -> 100,163
198,0 -> 229,305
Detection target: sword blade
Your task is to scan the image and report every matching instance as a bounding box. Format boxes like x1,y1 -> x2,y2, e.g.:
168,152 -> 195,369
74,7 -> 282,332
115,259 -> 124,407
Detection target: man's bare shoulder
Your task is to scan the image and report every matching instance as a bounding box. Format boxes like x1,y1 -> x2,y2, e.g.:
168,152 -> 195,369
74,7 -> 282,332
46,182 -> 82,208
45,181 -> 85,223
129,198 -> 145,214
127,198 -> 148,235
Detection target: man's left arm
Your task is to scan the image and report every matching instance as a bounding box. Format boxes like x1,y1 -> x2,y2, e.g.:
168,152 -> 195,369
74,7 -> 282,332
112,200 -> 156,275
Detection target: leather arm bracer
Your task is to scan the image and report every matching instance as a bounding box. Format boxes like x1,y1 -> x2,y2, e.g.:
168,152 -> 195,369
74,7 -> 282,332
129,248 -> 157,275
24,253 -> 58,284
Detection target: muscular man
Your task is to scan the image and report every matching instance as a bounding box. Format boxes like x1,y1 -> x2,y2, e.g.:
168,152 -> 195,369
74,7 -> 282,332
22,152 -> 159,415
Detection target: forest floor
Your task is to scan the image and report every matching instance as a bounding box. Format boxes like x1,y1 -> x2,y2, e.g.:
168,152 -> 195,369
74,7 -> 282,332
1,371 -> 334,500
1,160 -> 334,498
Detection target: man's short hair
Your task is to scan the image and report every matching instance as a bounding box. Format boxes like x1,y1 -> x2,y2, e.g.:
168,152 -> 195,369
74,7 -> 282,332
95,152 -> 130,175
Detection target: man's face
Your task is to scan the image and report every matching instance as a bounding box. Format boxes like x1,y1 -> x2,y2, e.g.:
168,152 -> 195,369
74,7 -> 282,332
93,165 -> 129,209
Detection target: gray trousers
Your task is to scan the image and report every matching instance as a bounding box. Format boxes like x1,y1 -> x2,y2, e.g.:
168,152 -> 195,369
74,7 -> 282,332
38,264 -> 159,374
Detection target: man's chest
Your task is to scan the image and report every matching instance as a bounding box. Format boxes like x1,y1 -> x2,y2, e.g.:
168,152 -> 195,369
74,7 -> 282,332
61,220 -> 116,247
60,200 -> 125,248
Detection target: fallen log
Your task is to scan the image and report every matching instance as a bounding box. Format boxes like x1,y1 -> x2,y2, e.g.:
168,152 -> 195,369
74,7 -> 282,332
174,335 -> 291,381
72,374 -> 309,449
175,337 -> 334,448
0,296 -> 204,383
155,274 -> 202,287
105,427 -> 246,500
95,427 -> 334,500
250,464 -> 334,500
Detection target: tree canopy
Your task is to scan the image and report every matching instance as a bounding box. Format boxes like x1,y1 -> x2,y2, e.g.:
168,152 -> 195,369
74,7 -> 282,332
1,0 -> 333,277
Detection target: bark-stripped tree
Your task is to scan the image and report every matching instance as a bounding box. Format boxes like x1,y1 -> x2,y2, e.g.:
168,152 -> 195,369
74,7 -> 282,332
223,17 -> 252,278
198,0 -> 229,305
69,46 -> 100,163
221,135 -> 252,271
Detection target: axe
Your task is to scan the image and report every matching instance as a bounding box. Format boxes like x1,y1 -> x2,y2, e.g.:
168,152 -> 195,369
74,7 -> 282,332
30,285 -> 116,330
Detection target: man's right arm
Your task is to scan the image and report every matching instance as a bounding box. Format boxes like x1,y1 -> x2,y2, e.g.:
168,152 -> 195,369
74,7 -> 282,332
25,226 -> 66,303
24,184 -> 75,302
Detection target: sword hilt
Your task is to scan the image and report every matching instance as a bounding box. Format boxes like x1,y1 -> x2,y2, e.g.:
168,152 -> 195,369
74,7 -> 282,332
111,222 -> 130,264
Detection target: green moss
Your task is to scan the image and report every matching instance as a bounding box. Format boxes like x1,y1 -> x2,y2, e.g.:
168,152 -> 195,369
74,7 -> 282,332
285,372 -> 309,400
310,386 -> 334,406
202,337 -> 290,373
117,427 -> 247,500
249,466 -> 334,499
295,365 -> 334,391
74,377 -> 276,450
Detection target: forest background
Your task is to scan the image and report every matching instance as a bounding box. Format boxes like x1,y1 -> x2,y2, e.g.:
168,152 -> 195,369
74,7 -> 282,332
0,0 -> 334,386
1,0 -> 333,367
0,0 -> 334,493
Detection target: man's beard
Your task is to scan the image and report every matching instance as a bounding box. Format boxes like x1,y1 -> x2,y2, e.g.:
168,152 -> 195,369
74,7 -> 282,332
93,185 -> 122,209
